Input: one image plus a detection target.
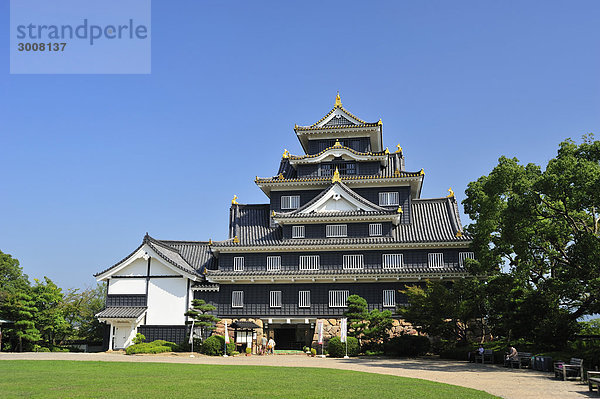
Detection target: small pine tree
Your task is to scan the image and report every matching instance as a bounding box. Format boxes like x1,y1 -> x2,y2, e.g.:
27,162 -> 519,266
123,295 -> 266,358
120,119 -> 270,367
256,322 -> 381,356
184,299 -> 220,340
5,291 -> 41,351
344,295 -> 368,340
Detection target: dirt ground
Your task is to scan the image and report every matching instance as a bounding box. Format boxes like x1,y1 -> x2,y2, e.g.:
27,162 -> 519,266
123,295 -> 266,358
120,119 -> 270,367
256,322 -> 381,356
0,352 -> 595,399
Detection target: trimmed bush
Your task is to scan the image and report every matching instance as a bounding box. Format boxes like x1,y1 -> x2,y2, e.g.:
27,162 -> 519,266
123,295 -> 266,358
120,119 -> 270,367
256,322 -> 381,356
132,333 -> 146,345
384,335 -> 431,357
201,335 -> 235,356
327,336 -> 360,357
125,340 -> 180,355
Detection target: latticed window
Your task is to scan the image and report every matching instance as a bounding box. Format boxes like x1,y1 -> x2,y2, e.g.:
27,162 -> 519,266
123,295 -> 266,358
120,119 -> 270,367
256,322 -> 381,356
428,253 -> 444,268
232,291 -> 243,307
321,164 -> 333,176
326,224 -> 347,237
379,192 -> 399,206
383,290 -> 396,307
382,254 -> 403,269
270,291 -> 282,308
343,254 -> 364,270
298,291 -> 310,308
299,255 -> 319,270
267,256 -> 281,271
233,257 -> 244,271
292,226 -> 305,238
329,290 -> 349,307
338,162 -> 356,175
458,252 -> 475,267
281,195 -> 300,209
369,223 -> 383,236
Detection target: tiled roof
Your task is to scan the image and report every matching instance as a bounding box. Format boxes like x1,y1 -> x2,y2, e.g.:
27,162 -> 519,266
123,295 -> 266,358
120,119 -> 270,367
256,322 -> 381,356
288,145 -> 387,161
207,267 -> 467,277
94,235 -> 214,277
96,306 -> 147,319
229,204 -> 283,245
397,197 -> 470,243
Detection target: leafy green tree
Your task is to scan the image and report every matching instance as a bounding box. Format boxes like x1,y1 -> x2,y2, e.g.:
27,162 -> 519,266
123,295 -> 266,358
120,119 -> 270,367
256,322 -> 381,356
400,279 -> 485,344
184,299 -> 220,339
344,295 -> 369,340
364,309 -> 394,344
0,250 -> 29,306
2,291 -> 40,351
463,136 -> 600,347
62,283 -> 106,342
32,277 -> 69,347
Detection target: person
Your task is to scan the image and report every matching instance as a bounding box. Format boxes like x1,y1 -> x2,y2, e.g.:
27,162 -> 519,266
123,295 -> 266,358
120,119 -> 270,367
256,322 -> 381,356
505,345 -> 518,367
268,337 -> 276,355
478,345 -> 485,356
260,335 -> 267,355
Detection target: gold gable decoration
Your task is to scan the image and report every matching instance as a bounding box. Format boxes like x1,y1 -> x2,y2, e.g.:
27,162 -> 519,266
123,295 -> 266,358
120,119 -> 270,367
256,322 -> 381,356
396,144 -> 402,153
455,231 -> 463,238
333,139 -> 342,148
335,92 -> 342,108
397,206 -> 403,214
332,167 -> 342,183
447,188 -> 455,198
231,195 -> 239,205
233,235 -> 240,243
282,149 -> 289,159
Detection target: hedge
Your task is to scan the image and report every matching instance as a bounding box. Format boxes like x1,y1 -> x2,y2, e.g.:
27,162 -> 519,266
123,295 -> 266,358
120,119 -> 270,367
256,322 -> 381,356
327,336 -> 360,357
126,340 -> 180,355
201,335 -> 235,356
384,335 -> 431,357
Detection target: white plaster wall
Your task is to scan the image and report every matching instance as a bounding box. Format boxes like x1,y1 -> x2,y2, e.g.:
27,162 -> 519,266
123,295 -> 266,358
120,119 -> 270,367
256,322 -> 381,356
116,258 -> 147,276
108,278 -> 146,295
150,260 -> 179,276
146,278 -> 187,325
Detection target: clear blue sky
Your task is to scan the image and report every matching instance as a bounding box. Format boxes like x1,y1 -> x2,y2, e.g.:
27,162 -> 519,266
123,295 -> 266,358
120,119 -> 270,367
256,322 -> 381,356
1,1 -> 599,289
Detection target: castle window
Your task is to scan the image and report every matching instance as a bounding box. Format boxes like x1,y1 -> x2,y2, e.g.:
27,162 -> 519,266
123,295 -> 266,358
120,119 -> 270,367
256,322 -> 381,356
382,254 -> 403,269
267,256 -> 281,271
343,254 -> 364,270
299,255 -> 319,270
383,290 -> 396,307
379,192 -> 399,206
233,257 -> 244,271
292,226 -> 305,238
270,291 -> 282,308
458,252 -> 475,267
329,290 -> 349,307
232,291 -> 244,308
298,291 -> 310,308
428,253 -> 444,268
321,164 -> 333,176
281,195 -> 300,209
369,223 -> 383,236
326,224 -> 347,237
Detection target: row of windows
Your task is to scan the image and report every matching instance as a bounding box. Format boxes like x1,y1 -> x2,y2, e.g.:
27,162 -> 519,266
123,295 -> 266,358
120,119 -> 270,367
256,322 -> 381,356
231,289 -> 396,308
280,192 -> 401,210
231,252 -> 475,271
291,223 -> 385,239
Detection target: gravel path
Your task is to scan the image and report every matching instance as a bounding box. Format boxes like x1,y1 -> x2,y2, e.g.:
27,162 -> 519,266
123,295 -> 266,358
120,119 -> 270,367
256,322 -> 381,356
1,352 -> 594,399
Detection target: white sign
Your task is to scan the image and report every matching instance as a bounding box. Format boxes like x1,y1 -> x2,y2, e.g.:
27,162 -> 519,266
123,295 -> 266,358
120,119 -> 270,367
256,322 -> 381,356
340,318 -> 347,343
317,320 -> 323,344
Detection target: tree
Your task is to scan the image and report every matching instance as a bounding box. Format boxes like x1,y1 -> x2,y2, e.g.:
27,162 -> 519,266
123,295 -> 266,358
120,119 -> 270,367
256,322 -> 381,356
184,299 -> 220,340
463,136 -> 600,347
344,295 -> 369,340
0,250 -> 29,307
364,309 -> 394,344
2,291 -> 40,351
32,277 -> 69,347
400,279 -> 484,343
62,283 -> 106,342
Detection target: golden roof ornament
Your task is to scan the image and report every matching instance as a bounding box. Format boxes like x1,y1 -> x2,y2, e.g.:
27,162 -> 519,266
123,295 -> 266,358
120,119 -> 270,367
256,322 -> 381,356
377,119 -> 382,126
332,167 -> 342,183
282,149 -> 289,159
396,144 -> 403,153
271,210 -> 276,217
208,238 -> 213,245
397,206 -> 403,214
233,235 -> 240,243
455,231 -> 463,238
333,139 -> 342,148
447,187 -> 455,198
419,169 -> 425,176
384,147 -> 390,154
278,173 -> 284,180
394,168 -> 401,176
335,92 -> 342,108
231,195 -> 239,205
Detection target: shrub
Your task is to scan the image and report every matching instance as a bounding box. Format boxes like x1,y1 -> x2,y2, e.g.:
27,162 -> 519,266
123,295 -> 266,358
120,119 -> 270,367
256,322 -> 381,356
384,335 -> 431,357
310,348 -> 317,356
231,351 -> 240,356
327,336 -> 360,357
201,335 -> 235,356
125,339 -> 180,355
246,347 -> 252,354
133,333 -> 146,345
33,345 -> 50,352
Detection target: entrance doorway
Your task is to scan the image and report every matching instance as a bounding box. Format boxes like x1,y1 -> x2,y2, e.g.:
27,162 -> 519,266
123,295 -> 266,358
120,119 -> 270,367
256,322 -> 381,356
265,323 -> 313,350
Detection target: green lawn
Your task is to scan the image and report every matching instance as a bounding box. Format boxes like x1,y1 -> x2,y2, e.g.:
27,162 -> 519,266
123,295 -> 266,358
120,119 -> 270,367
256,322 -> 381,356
0,360 -> 497,398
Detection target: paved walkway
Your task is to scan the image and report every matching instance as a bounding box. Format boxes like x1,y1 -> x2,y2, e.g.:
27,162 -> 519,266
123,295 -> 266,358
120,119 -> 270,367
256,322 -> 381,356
1,352 -> 595,399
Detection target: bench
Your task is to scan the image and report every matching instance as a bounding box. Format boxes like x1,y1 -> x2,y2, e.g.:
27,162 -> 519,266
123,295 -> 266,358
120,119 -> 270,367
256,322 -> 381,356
510,352 -> 533,369
474,349 -> 494,364
554,358 -> 584,381
589,371 -> 600,396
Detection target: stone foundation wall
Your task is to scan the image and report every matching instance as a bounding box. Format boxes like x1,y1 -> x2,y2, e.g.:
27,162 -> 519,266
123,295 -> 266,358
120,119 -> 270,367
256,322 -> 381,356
311,318 -> 420,348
